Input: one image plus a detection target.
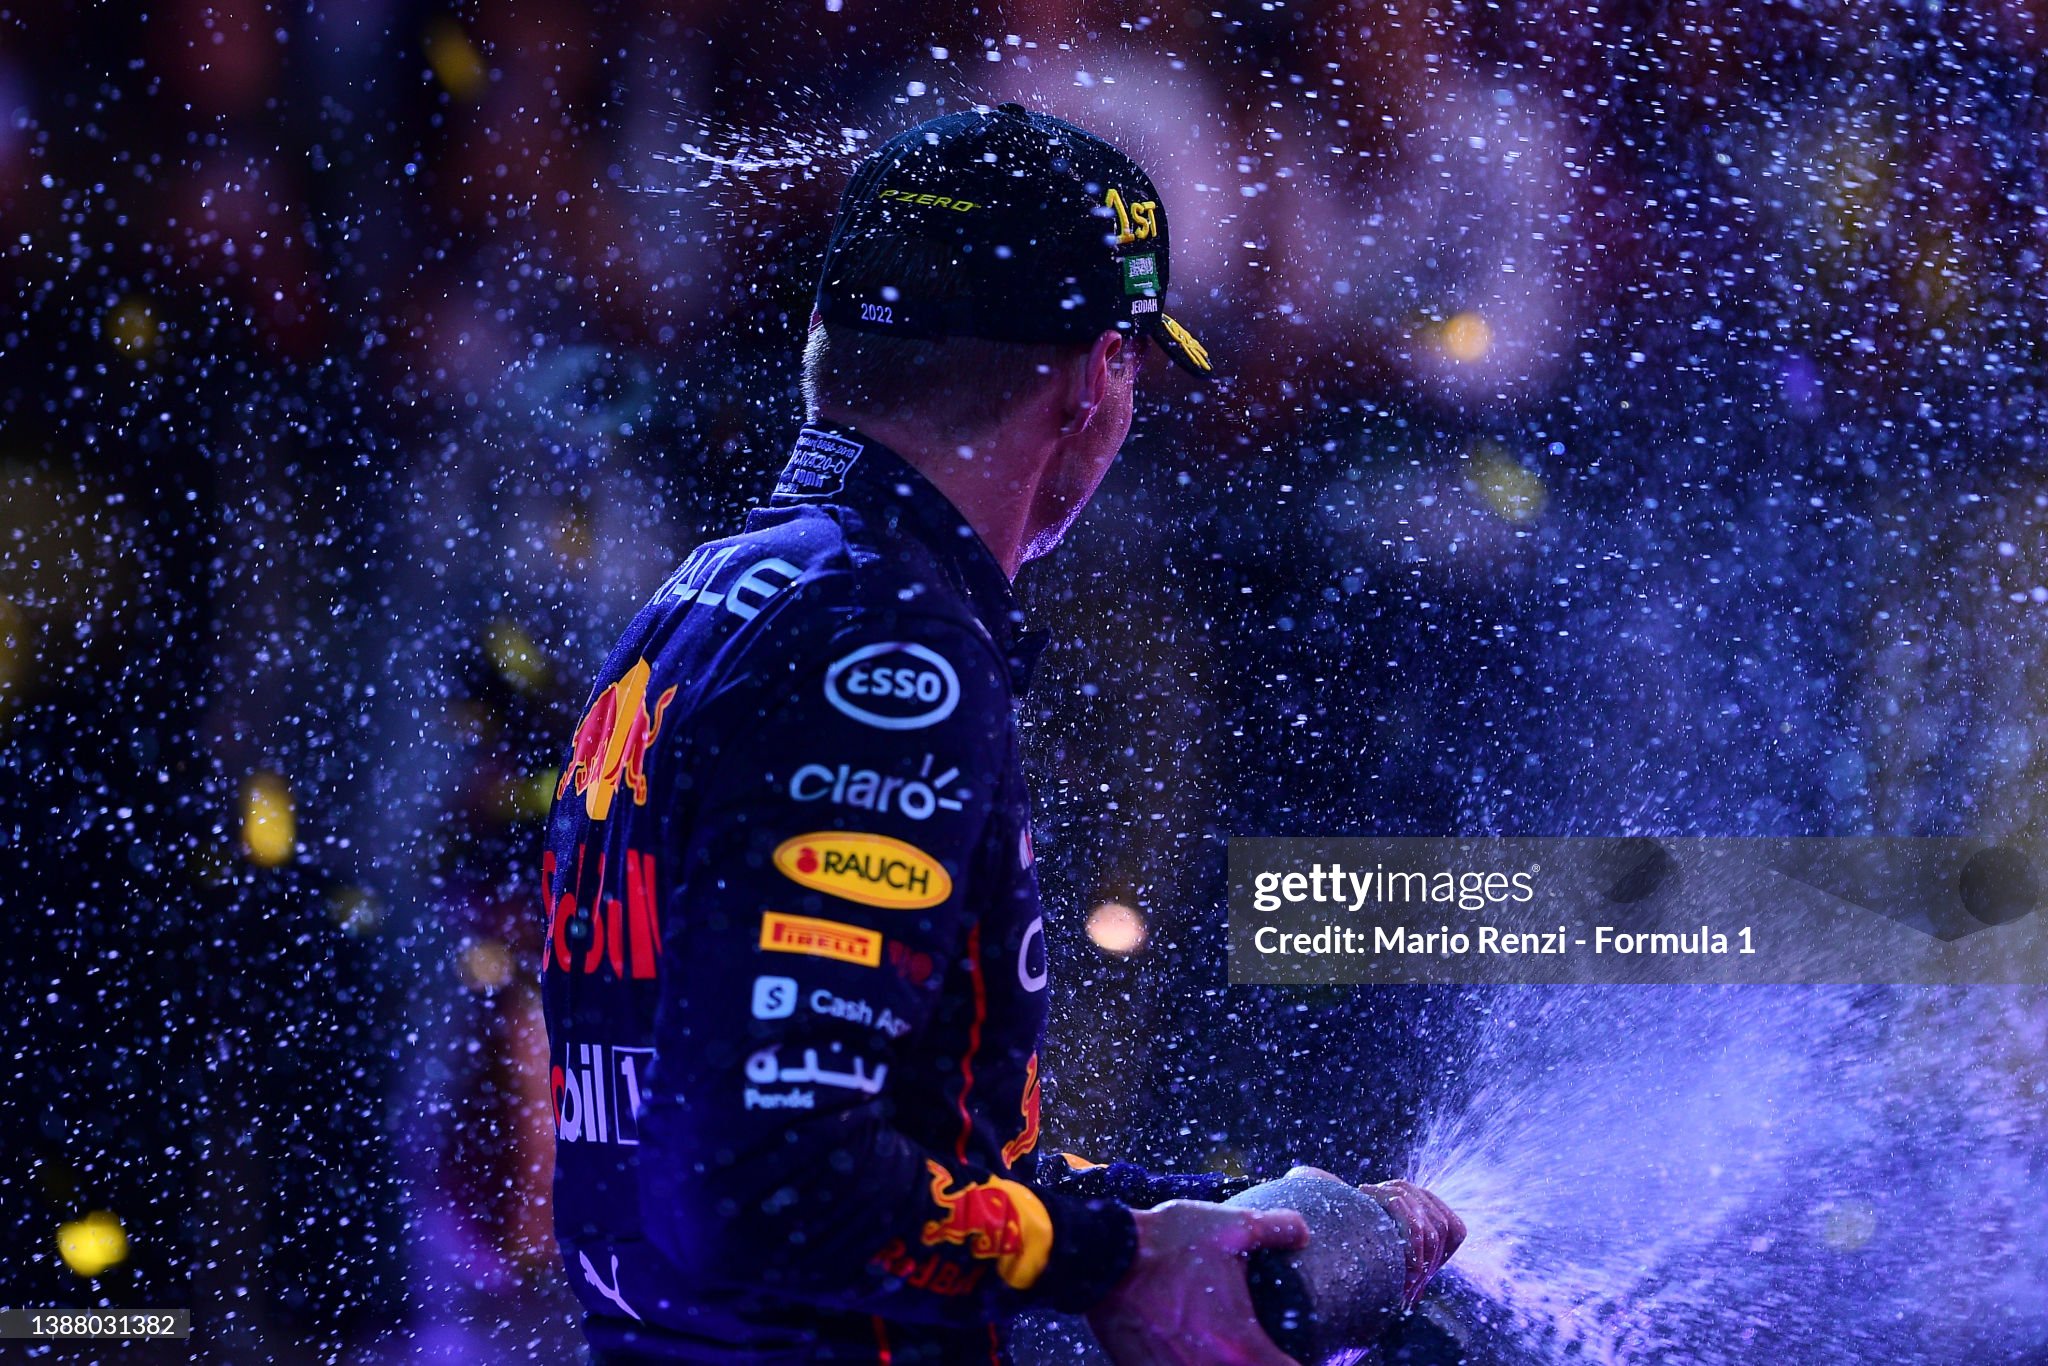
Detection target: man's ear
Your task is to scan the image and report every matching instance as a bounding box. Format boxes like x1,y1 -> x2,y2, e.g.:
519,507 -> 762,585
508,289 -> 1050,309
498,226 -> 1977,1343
1060,330 -> 1124,436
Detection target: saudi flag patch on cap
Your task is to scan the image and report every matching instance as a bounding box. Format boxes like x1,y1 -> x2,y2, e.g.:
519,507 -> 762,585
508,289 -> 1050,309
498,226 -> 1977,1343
1124,255 -> 1158,295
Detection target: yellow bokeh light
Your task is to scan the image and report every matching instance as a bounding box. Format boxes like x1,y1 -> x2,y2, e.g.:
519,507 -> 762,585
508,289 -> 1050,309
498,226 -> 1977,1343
1438,311 -> 1492,364
1086,902 -> 1147,956
327,885 -> 383,936
488,618 -> 548,694
490,769 -> 559,823
460,938 -> 515,991
107,298 -> 161,358
424,17 -> 488,101
514,768 -> 560,821
553,506 -> 593,563
1470,443 -> 1547,523
57,1210 -> 128,1278
241,770 -> 297,868
1205,1145 -> 1250,1178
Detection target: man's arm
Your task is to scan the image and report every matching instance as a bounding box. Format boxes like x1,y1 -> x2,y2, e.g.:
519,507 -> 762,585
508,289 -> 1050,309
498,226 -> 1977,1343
1050,1156 -> 1468,1312
634,606 -> 1134,1322
1038,1149 -> 1260,1207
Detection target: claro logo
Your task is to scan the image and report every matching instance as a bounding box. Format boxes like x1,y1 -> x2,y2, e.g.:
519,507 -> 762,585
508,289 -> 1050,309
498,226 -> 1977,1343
773,831 -> 953,910
824,642 -> 961,731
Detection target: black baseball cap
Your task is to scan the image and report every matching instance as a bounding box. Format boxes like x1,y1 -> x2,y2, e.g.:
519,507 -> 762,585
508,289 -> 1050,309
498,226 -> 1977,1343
814,102 -> 1213,378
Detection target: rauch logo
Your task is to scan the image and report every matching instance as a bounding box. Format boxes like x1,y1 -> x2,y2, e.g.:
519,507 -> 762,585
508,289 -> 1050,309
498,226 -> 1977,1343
772,831 -> 952,910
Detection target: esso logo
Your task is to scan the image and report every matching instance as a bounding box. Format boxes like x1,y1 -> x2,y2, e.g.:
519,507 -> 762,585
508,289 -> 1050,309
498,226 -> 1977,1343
825,642 -> 961,731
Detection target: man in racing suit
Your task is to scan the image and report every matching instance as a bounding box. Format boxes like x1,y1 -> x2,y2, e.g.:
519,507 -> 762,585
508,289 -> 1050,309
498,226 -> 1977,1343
539,104 -> 1462,1364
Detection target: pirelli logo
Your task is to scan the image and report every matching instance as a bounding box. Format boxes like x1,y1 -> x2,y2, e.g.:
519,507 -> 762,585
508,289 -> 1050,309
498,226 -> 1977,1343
759,910 -> 884,967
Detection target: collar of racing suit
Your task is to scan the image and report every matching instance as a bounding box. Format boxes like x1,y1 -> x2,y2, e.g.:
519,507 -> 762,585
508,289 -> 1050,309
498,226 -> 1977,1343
766,421 -> 1053,694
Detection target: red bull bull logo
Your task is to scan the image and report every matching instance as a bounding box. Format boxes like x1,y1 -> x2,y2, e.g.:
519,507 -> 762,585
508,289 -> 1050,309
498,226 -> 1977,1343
557,658 -> 678,822
918,1159 -> 1053,1290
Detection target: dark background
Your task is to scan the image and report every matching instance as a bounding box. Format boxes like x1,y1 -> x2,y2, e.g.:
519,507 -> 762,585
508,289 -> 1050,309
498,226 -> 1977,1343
5,0 -> 2048,1359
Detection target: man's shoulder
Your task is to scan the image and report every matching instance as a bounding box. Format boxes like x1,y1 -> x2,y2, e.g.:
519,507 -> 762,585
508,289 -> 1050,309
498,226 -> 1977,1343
636,504 -> 997,683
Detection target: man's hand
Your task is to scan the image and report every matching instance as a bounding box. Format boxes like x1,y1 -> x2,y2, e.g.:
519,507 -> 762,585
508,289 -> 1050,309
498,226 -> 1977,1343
1359,1178 -> 1465,1309
1086,1200 -> 1310,1366
1282,1167 -> 1465,1310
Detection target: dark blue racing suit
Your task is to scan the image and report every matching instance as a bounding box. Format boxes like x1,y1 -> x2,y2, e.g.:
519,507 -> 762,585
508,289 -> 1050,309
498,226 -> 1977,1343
539,425 -> 1254,1363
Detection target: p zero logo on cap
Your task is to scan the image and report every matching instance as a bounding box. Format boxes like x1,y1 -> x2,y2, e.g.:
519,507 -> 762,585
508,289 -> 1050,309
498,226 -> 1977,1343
759,911 -> 884,967
773,831 -> 953,910
878,186 -> 981,212
825,642 -> 961,730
